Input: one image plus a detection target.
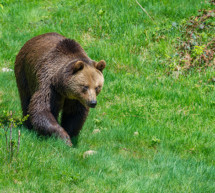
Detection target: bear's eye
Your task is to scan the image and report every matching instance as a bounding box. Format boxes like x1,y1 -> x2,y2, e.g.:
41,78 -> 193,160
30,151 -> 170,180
95,86 -> 101,92
82,86 -> 89,92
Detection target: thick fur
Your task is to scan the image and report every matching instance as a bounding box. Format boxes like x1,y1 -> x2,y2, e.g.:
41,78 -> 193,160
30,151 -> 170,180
15,32 -> 105,145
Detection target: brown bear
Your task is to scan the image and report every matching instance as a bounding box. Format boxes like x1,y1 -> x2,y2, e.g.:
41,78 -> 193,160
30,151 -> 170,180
15,32 -> 106,146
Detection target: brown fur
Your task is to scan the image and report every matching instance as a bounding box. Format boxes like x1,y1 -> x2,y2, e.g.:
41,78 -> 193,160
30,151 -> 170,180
14,32 -> 106,145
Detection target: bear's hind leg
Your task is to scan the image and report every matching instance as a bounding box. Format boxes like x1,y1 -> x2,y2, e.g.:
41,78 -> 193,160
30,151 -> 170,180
61,99 -> 89,138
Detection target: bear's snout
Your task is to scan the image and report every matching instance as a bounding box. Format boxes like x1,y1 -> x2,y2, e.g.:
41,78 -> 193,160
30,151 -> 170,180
88,100 -> 97,108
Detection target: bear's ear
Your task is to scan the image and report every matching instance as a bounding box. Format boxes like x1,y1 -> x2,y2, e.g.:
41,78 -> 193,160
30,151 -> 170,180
94,60 -> 106,72
73,61 -> 84,74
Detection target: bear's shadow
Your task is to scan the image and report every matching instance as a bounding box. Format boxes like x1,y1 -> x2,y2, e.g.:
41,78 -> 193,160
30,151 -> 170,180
71,136 -> 79,147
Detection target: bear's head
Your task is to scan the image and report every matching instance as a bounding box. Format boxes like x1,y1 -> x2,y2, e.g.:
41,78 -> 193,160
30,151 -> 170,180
57,60 -> 106,108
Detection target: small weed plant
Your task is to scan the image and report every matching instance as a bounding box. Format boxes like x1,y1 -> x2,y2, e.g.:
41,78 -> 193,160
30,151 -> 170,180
0,111 -> 28,163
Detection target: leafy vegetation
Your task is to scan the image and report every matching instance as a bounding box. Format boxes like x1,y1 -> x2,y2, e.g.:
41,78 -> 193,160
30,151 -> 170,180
0,0 -> 214,192
176,8 -> 214,70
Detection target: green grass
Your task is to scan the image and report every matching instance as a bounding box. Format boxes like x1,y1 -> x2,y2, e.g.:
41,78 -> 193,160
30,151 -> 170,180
0,0 -> 215,192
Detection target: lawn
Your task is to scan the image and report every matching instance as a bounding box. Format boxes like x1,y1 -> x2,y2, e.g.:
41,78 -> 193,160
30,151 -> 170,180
0,0 -> 214,192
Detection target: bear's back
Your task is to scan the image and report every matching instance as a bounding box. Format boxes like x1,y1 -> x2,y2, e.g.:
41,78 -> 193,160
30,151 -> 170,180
15,33 -> 65,68
15,33 -> 88,69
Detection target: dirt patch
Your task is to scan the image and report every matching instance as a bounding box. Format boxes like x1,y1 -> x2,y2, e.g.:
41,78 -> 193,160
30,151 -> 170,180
81,32 -> 96,45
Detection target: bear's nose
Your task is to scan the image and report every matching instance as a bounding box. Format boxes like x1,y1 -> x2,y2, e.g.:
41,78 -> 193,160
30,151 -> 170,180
88,100 -> 97,108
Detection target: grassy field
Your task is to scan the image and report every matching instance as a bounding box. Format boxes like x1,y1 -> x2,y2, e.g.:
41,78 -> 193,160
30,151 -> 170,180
0,0 -> 214,192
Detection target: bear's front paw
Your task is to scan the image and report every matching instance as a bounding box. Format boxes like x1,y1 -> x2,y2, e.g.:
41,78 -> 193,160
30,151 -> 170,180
58,130 -> 72,146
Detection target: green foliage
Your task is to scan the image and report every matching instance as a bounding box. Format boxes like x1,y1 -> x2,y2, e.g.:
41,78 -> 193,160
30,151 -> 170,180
0,0 -> 214,192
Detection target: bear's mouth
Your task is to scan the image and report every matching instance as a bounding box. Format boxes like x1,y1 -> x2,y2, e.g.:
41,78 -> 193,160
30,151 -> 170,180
80,100 -> 97,108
